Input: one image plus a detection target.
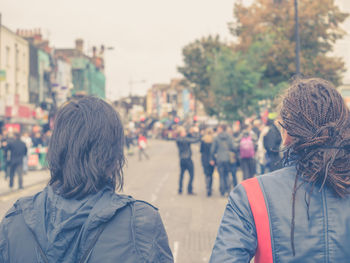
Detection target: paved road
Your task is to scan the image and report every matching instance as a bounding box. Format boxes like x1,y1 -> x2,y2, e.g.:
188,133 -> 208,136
0,140 -> 242,262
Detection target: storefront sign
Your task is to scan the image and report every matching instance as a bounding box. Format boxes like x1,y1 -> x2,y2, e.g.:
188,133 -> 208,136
0,70 -> 6,81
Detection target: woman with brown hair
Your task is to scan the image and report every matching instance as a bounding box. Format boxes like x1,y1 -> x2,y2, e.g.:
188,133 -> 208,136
210,78 -> 350,262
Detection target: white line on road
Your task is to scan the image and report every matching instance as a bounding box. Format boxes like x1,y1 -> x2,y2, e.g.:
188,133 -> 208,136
150,173 -> 170,203
174,241 -> 179,263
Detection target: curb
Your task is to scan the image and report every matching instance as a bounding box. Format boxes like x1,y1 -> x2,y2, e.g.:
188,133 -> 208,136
0,177 -> 49,197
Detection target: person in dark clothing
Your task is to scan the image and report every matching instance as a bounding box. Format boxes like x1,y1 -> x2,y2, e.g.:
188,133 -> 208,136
210,124 -> 236,197
200,128 -> 215,196
0,97 -> 173,263
6,133 -> 27,189
229,124 -> 241,189
32,132 -> 43,147
175,127 -> 200,195
264,114 -> 282,172
1,131 -> 15,180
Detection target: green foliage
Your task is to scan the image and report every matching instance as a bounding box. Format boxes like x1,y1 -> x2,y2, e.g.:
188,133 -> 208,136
178,0 -> 348,120
210,40 -> 269,120
231,0 -> 348,86
178,35 -> 223,115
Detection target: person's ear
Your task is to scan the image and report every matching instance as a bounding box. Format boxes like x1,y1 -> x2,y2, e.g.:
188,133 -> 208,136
281,127 -> 292,146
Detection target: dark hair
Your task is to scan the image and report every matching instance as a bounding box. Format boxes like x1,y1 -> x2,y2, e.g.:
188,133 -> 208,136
14,133 -> 21,140
47,96 -> 125,199
219,124 -> 227,131
279,78 -> 350,255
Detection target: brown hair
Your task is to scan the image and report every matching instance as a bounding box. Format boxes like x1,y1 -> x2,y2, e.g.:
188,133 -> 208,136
279,78 -> 350,255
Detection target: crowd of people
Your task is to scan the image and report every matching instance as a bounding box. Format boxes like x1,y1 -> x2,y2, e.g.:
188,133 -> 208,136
171,114 -> 283,197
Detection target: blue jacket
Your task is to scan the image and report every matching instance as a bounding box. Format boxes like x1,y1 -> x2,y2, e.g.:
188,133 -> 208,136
210,165 -> 350,262
0,186 -> 173,263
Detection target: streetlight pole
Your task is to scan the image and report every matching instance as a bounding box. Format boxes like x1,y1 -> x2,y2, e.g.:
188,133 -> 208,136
294,0 -> 301,75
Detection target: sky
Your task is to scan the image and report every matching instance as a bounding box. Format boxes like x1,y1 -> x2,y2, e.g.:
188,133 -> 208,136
1,0 -> 238,100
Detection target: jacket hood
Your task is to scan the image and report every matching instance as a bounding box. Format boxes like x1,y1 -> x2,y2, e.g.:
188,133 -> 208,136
14,186 -> 133,262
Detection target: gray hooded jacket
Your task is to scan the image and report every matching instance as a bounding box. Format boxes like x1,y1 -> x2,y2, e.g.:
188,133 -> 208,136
210,132 -> 236,163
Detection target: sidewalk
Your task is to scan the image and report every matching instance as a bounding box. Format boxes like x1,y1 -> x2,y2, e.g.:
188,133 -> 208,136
0,169 -> 50,196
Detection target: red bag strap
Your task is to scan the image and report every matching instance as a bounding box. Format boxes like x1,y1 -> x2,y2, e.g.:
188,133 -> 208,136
241,177 -> 273,263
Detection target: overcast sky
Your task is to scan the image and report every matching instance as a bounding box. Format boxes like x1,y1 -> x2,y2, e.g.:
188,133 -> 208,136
1,0 -> 239,100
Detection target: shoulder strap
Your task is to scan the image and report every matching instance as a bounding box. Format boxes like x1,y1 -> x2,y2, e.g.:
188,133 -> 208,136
241,177 -> 273,263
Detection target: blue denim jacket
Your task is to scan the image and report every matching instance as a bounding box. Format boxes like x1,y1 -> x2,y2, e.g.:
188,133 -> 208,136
210,166 -> 350,262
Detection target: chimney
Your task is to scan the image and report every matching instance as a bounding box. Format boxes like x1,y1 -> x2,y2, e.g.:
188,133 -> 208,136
75,39 -> 84,53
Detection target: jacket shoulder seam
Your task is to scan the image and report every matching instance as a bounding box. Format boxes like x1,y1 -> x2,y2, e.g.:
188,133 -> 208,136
130,203 -> 146,262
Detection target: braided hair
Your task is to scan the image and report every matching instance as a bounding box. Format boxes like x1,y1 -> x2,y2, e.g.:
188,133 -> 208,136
279,78 -> 350,256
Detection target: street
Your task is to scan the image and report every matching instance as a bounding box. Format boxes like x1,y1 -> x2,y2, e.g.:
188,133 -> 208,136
0,140 -> 239,263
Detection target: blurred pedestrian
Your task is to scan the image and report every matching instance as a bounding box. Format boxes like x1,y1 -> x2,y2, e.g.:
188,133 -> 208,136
2,132 -> 15,180
0,97 -> 173,262
21,132 -> 33,174
138,133 -> 149,161
200,128 -> 215,196
229,124 -> 241,189
174,127 -> 200,195
210,124 -> 236,197
264,113 -> 282,172
256,123 -> 269,175
32,132 -> 43,147
6,133 -> 27,190
210,78 -> 350,262
42,130 -> 52,147
239,125 -> 257,180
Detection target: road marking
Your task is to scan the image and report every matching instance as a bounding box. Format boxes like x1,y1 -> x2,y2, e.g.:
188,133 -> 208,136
174,241 -> 179,263
150,193 -> 157,203
150,173 -> 170,203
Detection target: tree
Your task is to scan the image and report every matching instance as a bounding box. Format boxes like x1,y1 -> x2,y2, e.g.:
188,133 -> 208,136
210,40 -> 271,120
231,0 -> 348,86
178,35 -> 225,115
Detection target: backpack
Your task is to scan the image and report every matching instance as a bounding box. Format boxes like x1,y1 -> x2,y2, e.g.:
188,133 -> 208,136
240,136 -> 255,158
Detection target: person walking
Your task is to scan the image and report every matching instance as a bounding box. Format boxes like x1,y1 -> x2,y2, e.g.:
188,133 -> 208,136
1,131 -> 14,180
210,78 -> 350,262
21,132 -> 33,174
200,128 -> 215,196
264,113 -> 282,172
210,124 -> 236,197
239,126 -> 257,180
229,124 -> 241,189
174,127 -> 200,195
256,123 -> 269,175
138,133 -> 149,161
6,133 -> 27,190
0,97 -> 173,262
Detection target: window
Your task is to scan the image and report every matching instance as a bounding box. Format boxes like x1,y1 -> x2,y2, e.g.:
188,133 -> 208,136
5,83 -> 9,94
6,46 -> 10,68
15,46 -> 19,71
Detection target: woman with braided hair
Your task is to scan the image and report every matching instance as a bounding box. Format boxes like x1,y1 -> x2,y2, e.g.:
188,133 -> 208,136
210,78 -> 350,263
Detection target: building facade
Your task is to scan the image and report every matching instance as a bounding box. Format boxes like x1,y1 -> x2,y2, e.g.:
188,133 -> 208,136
55,39 -> 106,99
0,25 -> 29,104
